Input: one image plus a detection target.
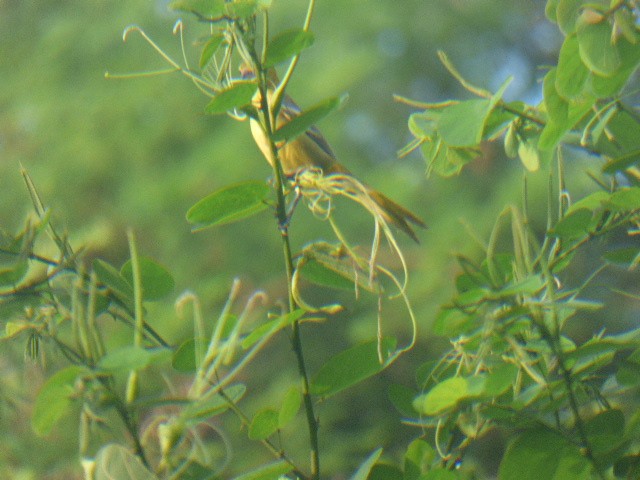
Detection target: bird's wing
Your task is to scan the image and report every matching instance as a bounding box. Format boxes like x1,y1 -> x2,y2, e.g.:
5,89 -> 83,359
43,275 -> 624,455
280,95 -> 338,160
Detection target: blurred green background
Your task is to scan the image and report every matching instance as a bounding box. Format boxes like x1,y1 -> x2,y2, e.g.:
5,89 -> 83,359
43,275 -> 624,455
2,0 -> 620,478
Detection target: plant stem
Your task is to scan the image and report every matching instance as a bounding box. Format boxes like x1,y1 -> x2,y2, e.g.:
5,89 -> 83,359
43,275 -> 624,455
267,99 -> 321,480
256,61 -> 320,480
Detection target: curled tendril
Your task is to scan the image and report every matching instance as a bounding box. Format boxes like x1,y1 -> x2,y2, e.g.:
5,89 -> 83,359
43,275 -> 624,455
289,169 -> 417,363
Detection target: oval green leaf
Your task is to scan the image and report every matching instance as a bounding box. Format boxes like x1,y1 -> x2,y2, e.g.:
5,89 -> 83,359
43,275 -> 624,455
241,309 -> 305,350
169,0 -> 226,17
437,99 -> 491,147
310,337 -> 397,397
121,257 -> 175,301
265,29 -> 315,67
187,181 -> 270,231
200,34 -> 225,69
517,137 -> 540,171
577,14 -> 621,77
32,366 -> 86,436
249,408 -> 279,440
205,82 -> 257,115
551,209 -> 594,239
555,34 -> 590,99
172,338 -> 208,372
272,95 -> 347,144
556,0 -> 581,35
388,383 -> 418,418
413,376 -> 471,416
543,68 -> 568,123
299,257 -> 362,291
278,387 -> 301,428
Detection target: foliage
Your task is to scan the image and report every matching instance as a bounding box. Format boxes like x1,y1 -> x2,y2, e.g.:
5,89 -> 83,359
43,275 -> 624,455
390,0 -> 640,478
1,0 -> 640,479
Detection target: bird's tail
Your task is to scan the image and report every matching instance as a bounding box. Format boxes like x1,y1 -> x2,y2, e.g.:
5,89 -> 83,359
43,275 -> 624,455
367,189 -> 426,243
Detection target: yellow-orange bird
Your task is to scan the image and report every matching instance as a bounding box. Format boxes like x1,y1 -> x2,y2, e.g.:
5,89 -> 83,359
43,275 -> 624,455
242,66 -> 426,242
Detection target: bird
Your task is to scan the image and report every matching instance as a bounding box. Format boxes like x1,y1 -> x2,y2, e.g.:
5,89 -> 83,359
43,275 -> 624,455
240,64 -> 426,243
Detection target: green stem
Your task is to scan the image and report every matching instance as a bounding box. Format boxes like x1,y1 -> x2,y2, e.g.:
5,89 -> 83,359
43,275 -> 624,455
256,37 -> 320,480
264,84 -> 321,480
538,267 -> 605,479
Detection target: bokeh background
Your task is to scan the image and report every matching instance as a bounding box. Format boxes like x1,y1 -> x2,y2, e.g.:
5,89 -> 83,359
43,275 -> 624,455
3,0 -> 622,478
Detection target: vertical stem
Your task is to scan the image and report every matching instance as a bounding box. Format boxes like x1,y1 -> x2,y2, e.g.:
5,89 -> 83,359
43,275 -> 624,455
265,97 -> 321,480
255,62 -> 320,480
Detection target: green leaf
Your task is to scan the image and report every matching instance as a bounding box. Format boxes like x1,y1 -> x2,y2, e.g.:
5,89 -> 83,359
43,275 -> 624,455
434,145 -> 478,177
483,363 -> 518,396
225,0 -> 270,19
368,464 -> 404,480
310,338 -> 397,397
432,308 -> 473,337
607,187 -> 640,211
543,68 -> 568,123
249,408 -> 279,440
231,460 -> 292,480
499,428 -> 591,480
438,99 -> 491,147
278,387 -> 301,428
241,309 -> 305,350
413,376 -> 483,415
187,181 -> 270,230
555,34 -> 590,99
592,36 -> 640,97
172,338 -> 209,372
181,384 -> 246,422
409,111 -> 438,138
94,444 -> 157,480
404,439 -> 435,480
545,0 -> 559,22
298,257 -> 356,291
577,13 -> 621,76
584,409 -> 625,455
265,29 -> 315,67
550,209 -> 593,239
517,136 -> 540,171
169,0 -> 226,17
199,34 -> 225,69
538,91 -> 594,151
388,383 -> 418,418
556,0 -> 583,35
205,82 -> 257,115
566,190 -> 609,214
121,257 -> 175,301
603,247 -> 639,266
299,242 -> 380,293
423,470 -> 458,480
98,346 -> 170,372
602,149 -> 640,174
350,448 -> 383,480
32,366 -> 86,436
93,258 -> 133,303
272,95 -> 347,144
